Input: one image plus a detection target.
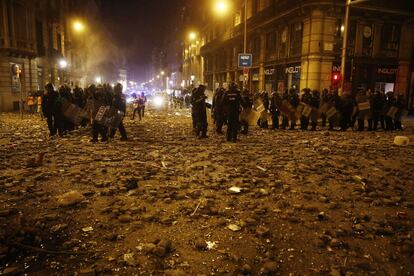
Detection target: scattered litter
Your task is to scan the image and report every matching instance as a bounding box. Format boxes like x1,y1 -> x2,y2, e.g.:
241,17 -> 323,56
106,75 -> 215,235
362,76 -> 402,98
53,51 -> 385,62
123,253 -> 136,266
228,186 -> 242,194
82,226 -> 93,232
227,224 -> 241,232
394,136 -> 409,146
56,191 -> 84,207
206,241 -> 217,250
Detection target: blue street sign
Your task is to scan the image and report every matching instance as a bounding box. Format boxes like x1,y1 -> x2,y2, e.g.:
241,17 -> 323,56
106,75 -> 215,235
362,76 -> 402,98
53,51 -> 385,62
238,53 -> 252,68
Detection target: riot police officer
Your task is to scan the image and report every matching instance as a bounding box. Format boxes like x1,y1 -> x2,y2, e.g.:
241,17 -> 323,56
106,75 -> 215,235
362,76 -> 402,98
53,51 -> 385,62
270,91 -> 282,129
191,85 -> 209,138
223,83 -> 242,142
212,87 -> 225,134
300,88 -> 312,130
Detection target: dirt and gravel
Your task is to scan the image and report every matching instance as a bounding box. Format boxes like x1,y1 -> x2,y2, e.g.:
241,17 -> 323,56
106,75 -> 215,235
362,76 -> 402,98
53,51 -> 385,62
0,109 -> 413,275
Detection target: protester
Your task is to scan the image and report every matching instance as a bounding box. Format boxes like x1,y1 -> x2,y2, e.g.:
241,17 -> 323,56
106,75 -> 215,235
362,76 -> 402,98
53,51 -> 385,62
190,84 -> 209,138
109,83 -> 128,141
42,83 -> 63,137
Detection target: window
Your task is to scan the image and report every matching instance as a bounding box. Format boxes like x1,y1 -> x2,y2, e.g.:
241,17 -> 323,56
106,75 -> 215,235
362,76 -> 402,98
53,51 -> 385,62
278,26 -> 288,58
381,24 -> 400,51
0,3 -> 4,43
361,24 -> 374,57
36,20 -> 45,56
14,2 -> 28,48
266,31 -> 277,58
289,22 -> 302,57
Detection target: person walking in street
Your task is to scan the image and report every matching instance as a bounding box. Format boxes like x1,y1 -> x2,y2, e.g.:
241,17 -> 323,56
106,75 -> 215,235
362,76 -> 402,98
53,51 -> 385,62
223,83 -> 242,142
270,91 -> 281,130
27,94 -> 35,114
288,88 -> 299,130
109,83 -> 128,141
240,89 -> 253,134
36,92 -> 43,119
42,83 -> 63,137
87,85 -> 108,143
309,90 -> 320,131
190,84 -> 209,139
140,92 -> 147,118
212,87 -> 225,134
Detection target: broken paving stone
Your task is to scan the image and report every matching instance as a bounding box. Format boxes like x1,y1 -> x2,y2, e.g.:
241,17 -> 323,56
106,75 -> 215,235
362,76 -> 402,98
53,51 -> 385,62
82,226 -> 94,232
56,190 -> 85,207
261,261 -> 279,274
123,253 -> 137,266
227,224 -> 242,232
394,136 -> 410,146
50,224 -> 68,233
228,186 -> 242,194
124,178 -> 138,190
256,226 -> 270,237
164,269 -> 188,276
1,267 -> 22,276
118,214 -> 133,223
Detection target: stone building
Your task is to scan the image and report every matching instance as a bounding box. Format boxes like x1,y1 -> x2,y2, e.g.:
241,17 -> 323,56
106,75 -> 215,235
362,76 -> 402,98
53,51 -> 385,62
200,0 -> 414,108
0,0 -> 126,112
0,0 -> 83,111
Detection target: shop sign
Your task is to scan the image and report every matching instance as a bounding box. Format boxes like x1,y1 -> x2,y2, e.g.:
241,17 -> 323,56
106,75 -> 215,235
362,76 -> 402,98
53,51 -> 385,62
377,67 -> 397,75
332,65 -> 341,72
264,68 -> 275,75
285,66 -> 301,74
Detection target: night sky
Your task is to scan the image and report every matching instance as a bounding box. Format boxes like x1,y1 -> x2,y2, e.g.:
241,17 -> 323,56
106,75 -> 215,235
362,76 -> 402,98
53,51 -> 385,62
99,0 -> 180,82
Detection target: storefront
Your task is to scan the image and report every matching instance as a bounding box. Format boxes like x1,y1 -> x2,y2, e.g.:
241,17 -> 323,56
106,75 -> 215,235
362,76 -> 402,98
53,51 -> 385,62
275,63 -> 301,92
264,66 -> 276,92
285,63 -> 301,91
375,65 -> 397,93
250,68 -> 260,92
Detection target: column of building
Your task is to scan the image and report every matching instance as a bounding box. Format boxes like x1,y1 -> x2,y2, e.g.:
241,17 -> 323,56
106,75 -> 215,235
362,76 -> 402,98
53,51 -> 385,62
300,9 -> 337,92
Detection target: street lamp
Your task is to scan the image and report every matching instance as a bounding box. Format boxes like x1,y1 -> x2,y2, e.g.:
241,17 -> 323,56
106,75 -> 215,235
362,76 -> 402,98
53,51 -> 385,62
213,0 -> 248,88
214,0 -> 230,16
160,71 -> 165,76
188,32 -> 197,41
58,59 -> 68,69
73,20 -> 85,33
95,76 -> 102,84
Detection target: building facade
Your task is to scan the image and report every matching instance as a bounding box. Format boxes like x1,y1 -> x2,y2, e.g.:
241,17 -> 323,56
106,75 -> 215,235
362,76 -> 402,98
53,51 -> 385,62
200,0 -> 414,108
0,0 -> 127,112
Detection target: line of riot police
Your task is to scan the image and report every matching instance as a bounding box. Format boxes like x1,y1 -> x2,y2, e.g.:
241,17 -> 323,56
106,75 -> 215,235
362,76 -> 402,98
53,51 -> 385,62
41,82 -> 128,142
190,83 -> 406,143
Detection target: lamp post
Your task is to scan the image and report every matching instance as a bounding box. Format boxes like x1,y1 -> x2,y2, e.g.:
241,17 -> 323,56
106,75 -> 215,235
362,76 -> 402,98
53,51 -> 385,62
214,0 -> 248,89
340,0 -> 371,95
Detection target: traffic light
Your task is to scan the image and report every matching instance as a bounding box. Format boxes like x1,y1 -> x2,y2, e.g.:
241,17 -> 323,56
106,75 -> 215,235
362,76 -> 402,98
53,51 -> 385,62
332,73 -> 341,87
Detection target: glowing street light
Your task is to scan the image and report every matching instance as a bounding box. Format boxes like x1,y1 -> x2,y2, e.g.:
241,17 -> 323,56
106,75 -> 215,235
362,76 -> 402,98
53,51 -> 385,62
214,0 -> 230,16
156,75 -> 160,79
73,20 -> 85,33
95,76 -> 102,84
58,59 -> 68,69
160,71 -> 165,76
188,32 -> 197,41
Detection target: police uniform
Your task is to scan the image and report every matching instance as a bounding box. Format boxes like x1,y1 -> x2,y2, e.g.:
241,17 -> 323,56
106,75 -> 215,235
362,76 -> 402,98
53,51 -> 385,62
223,84 -> 241,142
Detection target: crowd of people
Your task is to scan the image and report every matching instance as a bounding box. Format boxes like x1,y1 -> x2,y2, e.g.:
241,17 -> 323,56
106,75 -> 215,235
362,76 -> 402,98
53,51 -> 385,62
190,83 -> 407,143
39,82 -> 128,142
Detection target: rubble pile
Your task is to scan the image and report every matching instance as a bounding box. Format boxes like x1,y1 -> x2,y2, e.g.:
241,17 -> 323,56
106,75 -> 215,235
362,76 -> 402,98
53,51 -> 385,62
0,112 -> 413,274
